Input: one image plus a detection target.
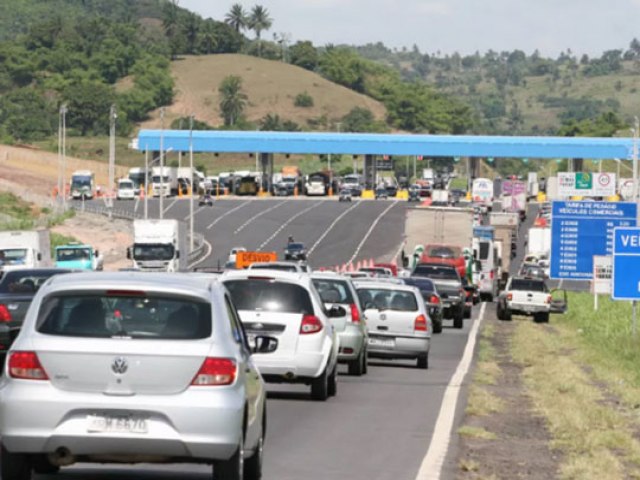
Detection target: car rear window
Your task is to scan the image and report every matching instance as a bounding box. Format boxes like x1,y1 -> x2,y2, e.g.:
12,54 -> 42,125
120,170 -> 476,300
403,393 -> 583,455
413,265 -> 459,280
357,288 -> 418,312
511,279 -> 546,292
0,271 -> 66,294
426,246 -> 461,258
402,278 -> 435,293
479,242 -> 490,260
225,279 -> 313,314
312,279 -> 354,304
36,294 -> 212,339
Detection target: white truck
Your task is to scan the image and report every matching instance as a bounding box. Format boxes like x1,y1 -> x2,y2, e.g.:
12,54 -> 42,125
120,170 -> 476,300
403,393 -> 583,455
431,189 -> 449,205
497,277 -> 556,323
422,168 -> 435,186
0,230 -> 52,272
527,172 -> 539,198
151,166 -> 178,197
527,226 -> 551,257
70,170 -> 95,199
490,212 -> 519,289
128,219 -> 188,272
545,176 -> 559,200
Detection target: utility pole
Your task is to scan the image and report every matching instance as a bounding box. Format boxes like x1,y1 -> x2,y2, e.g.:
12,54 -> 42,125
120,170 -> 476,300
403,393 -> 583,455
633,117 -> 639,337
144,147 -> 149,220
159,107 -> 165,219
61,104 -> 67,210
108,105 -> 117,199
189,114 -> 194,253
178,118 -> 183,169
57,105 -> 62,207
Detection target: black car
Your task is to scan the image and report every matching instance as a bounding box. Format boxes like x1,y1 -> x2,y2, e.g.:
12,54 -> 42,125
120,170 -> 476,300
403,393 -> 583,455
0,268 -> 74,357
401,277 -> 444,333
375,186 -> 389,200
412,263 -> 465,328
284,242 -> 307,261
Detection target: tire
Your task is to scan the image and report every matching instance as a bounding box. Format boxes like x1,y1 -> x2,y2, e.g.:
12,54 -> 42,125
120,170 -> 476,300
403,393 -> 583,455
453,306 -> 464,329
433,318 -> 443,334
348,350 -> 365,376
496,303 -> 505,321
32,456 -> 60,475
362,349 -> 368,375
534,312 -> 550,324
1,444 -> 32,480
417,354 -> 429,369
464,306 -> 471,319
244,419 -> 264,480
327,365 -> 338,397
310,367 -> 329,401
215,440 -> 244,480
504,308 -> 513,321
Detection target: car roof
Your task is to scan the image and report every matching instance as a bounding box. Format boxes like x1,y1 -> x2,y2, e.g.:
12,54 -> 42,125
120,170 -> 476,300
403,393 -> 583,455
44,272 -> 221,299
222,269 -> 310,284
310,272 -> 351,281
353,279 -> 410,289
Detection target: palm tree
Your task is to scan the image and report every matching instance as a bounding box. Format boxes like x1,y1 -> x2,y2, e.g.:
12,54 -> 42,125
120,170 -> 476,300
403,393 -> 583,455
225,3 -> 248,33
199,21 -> 218,54
248,5 -> 273,57
218,75 -> 248,127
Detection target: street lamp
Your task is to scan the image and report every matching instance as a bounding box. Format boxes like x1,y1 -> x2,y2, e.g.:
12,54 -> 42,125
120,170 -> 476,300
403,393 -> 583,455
59,104 -> 68,210
189,114 -> 194,253
159,107 -> 165,219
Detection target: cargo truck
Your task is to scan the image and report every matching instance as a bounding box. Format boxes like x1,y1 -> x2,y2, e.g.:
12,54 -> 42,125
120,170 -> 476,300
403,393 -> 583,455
490,212 -> 519,289
70,170 -> 95,200
0,230 -> 52,272
527,226 -> 551,257
151,166 -> 178,197
128,219 -> 188,272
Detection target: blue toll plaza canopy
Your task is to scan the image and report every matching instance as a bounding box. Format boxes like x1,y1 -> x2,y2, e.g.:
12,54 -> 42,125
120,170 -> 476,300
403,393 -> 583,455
136,130 -> 635,160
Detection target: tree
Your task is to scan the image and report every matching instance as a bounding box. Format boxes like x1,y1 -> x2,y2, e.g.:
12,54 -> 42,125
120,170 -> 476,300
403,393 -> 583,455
225,3 -> 248,33
290,41 -> 318,70
218,75 -> 248,127
198,21 -> 218,54
64,81 -> 116,136
183,12 -> 200,54
162,0 -> 181,58
248,5 -> 273,57
341,107 -> 383,133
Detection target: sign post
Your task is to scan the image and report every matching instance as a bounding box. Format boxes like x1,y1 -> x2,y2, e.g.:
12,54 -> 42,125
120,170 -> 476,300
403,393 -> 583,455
612,227 -> 640,336
591,256 -> 612,311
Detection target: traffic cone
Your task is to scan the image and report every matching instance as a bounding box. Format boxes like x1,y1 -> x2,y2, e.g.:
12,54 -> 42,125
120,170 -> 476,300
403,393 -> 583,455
356,260 -> 362,271
369,259 -> 374,268
139,186 -> 144,199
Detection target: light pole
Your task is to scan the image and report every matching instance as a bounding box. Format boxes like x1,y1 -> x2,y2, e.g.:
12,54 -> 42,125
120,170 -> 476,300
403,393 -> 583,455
60,104 -> 67,210
144,147 -> 149,220
159,107 -> 165,219
189,114 -> 194,253
108,104 -> 116,199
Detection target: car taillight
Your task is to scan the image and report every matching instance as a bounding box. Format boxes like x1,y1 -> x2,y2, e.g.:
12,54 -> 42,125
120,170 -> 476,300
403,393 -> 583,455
300,314 -> 323,334
465,290 -> 472,298
414,314 -> 428,332
191,358 -> 236,386
507,293 -> 513,301
0,304 -> 12,322
9,352 -> 49,380
546,295 -> 552,304
429,295 -> 440,305
489,270 -> 494,280
350,304 -> 361,324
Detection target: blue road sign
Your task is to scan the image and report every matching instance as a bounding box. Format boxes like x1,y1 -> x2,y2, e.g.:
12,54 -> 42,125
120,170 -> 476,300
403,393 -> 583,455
550,201 -> 637,280
613,227 -> 640,300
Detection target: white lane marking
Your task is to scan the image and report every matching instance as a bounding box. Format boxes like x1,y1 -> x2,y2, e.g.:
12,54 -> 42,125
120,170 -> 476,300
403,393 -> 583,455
188,238 -> 213,269
415,302 -> 487,480
234,200 -> 291,235
186,205 -> 205,220
307,200 -> 362,256
258,202 -> 322,250
162,198 -> 179,215
206,201 -> 252,230
134,197 -> 140,214
346,201 -> 398,265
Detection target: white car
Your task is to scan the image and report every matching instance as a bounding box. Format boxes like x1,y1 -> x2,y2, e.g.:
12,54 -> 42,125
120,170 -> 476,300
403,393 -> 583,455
0,272 -> 276,479
223,270 -> 340,401
248,261 -> 311,273
116,179 -> 136,200
354,281 -> 432,369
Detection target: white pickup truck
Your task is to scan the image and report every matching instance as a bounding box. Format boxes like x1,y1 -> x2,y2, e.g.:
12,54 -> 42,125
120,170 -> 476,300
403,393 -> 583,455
497,277 -> 566,323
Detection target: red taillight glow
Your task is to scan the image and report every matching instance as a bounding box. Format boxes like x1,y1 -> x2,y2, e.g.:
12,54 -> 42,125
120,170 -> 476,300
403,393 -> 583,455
429,295 -> 440,305
9,352 -> 49,380
300,314 -> 323,334
0,304 -> 11,322
191,358 -> 237,386
489,270 -> 494,280
507,293 -> 513,301
350,304 -> 361,324
414,314 -> 428,332
546,295 -> 552,304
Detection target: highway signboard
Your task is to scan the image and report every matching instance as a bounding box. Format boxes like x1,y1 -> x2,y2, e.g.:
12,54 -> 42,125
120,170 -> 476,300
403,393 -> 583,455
558,172 -> 616,197
612,227 -> 640,300
236,251 -> 278,269
550,201 -> 637,280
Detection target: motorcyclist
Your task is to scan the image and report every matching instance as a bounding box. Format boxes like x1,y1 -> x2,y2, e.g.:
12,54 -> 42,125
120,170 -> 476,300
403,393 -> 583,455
287,235 -> 295,245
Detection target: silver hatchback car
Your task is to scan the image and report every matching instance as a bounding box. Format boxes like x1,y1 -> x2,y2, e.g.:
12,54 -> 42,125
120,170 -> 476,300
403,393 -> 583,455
0,272 -> 276,480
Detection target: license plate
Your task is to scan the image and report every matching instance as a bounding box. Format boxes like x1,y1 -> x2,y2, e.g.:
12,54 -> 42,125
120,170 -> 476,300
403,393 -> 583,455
368,338 -> 395,348
87,415 -> 148,434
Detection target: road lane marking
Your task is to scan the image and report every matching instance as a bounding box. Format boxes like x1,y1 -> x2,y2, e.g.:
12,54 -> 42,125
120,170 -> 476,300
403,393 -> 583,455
206,201 -> 252,230
415,302 -> 487,480
188,238 -> 213,269
234,200 -> 291,235
186,205 -> 205,220
258,202 -> 322,250
346,201 -> 398,265
307,200 -> 361,256
162,198 -> 179,215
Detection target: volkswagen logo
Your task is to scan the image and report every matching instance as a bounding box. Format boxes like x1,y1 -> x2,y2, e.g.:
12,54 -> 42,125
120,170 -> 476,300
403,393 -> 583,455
111,357 -> 128,375
380,314 -> 387,321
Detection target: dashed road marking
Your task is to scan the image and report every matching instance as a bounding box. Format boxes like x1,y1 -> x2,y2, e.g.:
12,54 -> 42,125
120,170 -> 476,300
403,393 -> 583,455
162,198 -> 178,215
415,302 -> 487,480
346,201 -> 398,264
307,200 -> 361,256
234,200 -> 291,235
206,201 -> 252,230
258,202 -> 322,250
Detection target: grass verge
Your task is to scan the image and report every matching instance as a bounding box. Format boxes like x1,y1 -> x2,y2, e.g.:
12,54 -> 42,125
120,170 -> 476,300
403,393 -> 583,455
465,323 -> 504,417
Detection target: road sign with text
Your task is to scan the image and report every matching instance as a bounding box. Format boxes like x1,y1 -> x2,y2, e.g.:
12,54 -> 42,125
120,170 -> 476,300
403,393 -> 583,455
612,227 -> 640,300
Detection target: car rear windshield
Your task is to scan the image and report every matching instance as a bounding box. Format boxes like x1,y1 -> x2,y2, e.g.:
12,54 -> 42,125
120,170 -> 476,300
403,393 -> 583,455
225,279 -> 313,314
511,279 -> 546,292
312,279 -> 355,304
426,246 -> 461,258
0,270 -> 67,294
479,242 -> 490,260
402,278 -> 435,293
356,288 -> 418,312
36,294 -> 212,339
413,265 -> 459,280
287,243 -> 304,250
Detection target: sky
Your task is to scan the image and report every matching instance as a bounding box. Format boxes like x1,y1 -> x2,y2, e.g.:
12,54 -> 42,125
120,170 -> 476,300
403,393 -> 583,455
179,0 -> 639,57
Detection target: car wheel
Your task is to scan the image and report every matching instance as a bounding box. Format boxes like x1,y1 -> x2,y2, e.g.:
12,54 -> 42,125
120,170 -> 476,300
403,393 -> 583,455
464,306 -> 471,319
327,364 -> 338,397
1,444 -> 32,480
453,307 -> 464,329
362,348 -> 368,375
310,367 -> 329,401
244,421 -> 264,480
348,350 -> 365,376
417,354 -> 429,369
433,318 -> 443,334
32,455 -> 60,475
215,438 -> 244,480
504,308 -> 513,321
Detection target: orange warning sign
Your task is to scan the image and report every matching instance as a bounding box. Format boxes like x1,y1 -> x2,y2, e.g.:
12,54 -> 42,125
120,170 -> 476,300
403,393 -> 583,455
236,251 -> 278,269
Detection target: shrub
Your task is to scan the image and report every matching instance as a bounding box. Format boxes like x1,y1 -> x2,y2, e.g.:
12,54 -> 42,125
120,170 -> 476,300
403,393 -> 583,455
294,92 -> 314,108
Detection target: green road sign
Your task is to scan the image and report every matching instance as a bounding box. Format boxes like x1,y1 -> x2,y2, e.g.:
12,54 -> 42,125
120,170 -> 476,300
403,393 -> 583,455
575,172 -> 593,190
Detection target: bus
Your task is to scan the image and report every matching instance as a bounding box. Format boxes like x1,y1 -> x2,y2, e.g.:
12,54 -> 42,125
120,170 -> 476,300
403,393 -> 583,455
70,170 -> 95,199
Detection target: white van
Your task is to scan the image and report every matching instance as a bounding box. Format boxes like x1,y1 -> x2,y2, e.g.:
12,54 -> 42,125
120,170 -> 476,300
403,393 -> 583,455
116,178 -> 136,199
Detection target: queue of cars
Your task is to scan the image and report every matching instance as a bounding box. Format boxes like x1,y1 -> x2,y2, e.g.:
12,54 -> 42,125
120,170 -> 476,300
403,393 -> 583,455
0,256 -> 473,479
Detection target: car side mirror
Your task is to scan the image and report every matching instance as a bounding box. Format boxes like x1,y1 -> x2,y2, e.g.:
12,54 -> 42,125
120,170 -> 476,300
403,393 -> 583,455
251,336 -> 278,354
327,305 -> 347,318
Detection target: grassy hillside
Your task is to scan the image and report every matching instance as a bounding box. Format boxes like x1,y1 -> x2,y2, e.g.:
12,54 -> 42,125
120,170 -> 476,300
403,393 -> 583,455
132,54 -> 387,130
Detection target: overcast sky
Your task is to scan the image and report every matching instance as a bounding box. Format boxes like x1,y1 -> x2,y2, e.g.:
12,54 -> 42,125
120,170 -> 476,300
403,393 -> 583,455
179,0 -> 639,57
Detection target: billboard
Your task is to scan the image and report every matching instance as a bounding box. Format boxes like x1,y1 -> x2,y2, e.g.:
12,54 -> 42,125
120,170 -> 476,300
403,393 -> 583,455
558,172 -> 616,197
